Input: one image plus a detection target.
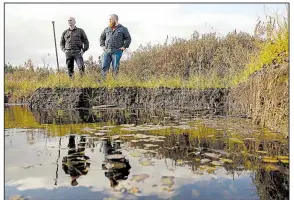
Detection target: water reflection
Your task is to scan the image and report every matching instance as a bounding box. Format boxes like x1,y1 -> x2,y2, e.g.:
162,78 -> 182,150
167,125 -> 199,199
62,135 -> 91,187
4,106 -> 289,200
101,139 -> 131,188
254,169 -> 289,200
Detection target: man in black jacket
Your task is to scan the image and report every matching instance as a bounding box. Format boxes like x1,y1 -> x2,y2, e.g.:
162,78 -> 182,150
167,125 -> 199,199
60,17 -> 89,77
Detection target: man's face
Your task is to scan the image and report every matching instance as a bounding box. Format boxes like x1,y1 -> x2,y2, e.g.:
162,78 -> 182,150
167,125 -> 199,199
68,17 -> 76,27
109,16 -> 116,28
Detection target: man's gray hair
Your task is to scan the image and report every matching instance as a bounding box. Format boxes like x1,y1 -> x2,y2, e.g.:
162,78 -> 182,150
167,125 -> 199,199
110,14 -> 119,21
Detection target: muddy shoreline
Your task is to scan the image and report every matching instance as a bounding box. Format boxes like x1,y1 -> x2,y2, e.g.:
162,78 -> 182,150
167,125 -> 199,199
25,56 -> 289,137
28,87 -> 230,115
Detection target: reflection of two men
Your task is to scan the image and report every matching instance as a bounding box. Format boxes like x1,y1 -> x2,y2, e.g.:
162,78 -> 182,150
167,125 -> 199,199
101,139 -> 131,188
62,135 -> 91,186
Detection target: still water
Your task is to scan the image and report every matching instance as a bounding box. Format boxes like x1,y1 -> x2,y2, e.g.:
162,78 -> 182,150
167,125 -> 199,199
5,105 -> 289,200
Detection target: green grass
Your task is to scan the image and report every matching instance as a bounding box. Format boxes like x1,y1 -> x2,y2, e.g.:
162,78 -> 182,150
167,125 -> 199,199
5,70 -> 229,101
5,11 -> 288,102
230,11 -> 289,86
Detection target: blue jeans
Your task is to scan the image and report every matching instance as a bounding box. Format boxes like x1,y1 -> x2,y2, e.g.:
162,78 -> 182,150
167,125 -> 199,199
101,50 -> 123,78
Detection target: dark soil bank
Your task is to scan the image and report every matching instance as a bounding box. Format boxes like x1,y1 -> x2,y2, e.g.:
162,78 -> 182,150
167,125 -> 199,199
29,87 -> 230,115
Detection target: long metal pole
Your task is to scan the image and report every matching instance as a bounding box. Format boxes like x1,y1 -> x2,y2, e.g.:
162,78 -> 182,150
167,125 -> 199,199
52,21 -> 62,185
52,21 -> 60,83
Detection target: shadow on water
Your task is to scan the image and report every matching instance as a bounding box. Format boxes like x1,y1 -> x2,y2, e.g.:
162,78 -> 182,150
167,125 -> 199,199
4,105 -> 289,200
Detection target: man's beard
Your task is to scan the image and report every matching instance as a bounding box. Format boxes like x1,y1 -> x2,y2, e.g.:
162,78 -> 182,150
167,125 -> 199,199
109,21 -> 116,28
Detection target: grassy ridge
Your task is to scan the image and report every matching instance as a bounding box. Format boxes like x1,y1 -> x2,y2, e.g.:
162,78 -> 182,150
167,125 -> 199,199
5,12 -> 288,103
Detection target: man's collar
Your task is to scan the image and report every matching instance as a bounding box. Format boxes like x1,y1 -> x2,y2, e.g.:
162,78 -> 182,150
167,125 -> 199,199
68,26 -> 77,31
108,24 -> 122,29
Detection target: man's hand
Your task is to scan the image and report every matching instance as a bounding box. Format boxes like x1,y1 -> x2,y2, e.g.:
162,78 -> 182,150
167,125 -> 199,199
119,47 -> 126,51
80,49 -> 84,55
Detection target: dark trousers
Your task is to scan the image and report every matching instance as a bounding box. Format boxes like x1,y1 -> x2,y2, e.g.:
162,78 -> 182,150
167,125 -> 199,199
65,50 -> 85,77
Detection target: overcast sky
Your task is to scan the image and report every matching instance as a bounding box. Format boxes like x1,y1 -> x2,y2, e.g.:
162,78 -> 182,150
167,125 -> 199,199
5,3 -> 287,67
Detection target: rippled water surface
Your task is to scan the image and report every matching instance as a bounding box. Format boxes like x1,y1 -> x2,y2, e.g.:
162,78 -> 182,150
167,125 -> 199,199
5,105 -> 289,200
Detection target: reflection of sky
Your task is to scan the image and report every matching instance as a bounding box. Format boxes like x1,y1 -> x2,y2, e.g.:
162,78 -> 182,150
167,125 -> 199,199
5,131 -> 258,200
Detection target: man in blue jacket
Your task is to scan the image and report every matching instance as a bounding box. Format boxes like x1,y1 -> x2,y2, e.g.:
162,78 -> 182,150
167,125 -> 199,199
100,14 -> 131,79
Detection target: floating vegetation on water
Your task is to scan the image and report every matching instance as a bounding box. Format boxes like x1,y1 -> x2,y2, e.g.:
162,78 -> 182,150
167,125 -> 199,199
85,136 -> 98,139
81,127 -> 96,132
176,159 -> 184,165
144,144 -> 159,148
211,161 -> 223,166
137,139 -> 149,142
132,174 -> 150,182
135,134 -> 150,139
200,158 -> 211,164
102,126 -> 116,129
94,132 -> 106,136
129,187 -> 140,194
130,151 -> 142,157
204,153 -> 221,159
189,152 -> 200,157
121,128 -> 137,131
151,139 -> 165,142
140,160 -> 154,166
8,195 -> 28,200
161,176 -> 174,186
130,140 -> 139,143
211,149 -> 230,157
220,158 -> 234,164
120,124 -> 136,127
98,129 -> 112,133
163,187 -> 174,192
199,165 -> 216,174
122,134 -> 135,137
